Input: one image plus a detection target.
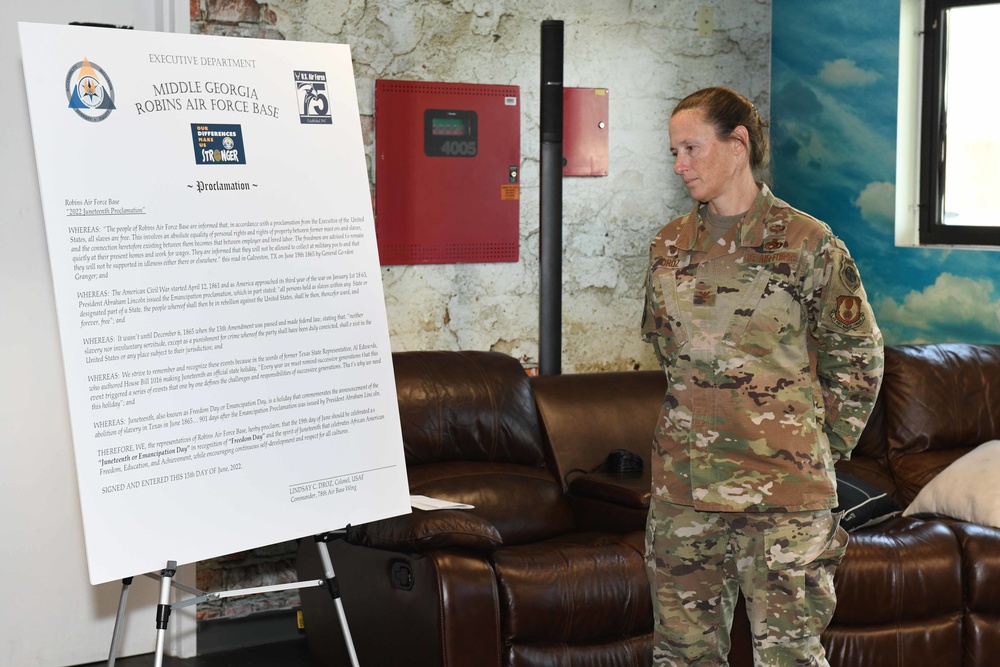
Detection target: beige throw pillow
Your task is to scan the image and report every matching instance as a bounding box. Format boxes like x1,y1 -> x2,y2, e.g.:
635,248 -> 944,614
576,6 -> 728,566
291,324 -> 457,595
903,439 -> 1000,528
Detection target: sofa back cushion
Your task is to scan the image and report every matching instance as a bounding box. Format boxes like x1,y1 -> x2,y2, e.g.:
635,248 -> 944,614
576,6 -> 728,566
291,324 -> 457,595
532,370 -> 665,491
882,343 -> 1000,504
392,351 -> 577,543
393,350 -> 546,466
852,380 -> 888,461
838,385 -> 901,502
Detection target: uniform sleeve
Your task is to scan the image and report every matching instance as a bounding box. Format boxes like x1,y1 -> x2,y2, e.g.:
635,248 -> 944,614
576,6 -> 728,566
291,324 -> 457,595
641,262 -> 658,343
805,237 -> 884,462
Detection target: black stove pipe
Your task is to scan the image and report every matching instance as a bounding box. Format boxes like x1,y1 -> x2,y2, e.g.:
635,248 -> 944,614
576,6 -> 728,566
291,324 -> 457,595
539,20 -> 563,376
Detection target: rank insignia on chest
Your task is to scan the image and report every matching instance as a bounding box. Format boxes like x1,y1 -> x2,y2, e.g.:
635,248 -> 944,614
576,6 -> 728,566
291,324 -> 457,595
833,295 -> 865,329
694,280 -> 716,306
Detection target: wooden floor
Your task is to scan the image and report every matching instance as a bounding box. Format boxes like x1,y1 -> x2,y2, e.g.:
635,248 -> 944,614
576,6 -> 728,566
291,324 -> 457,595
75,638 -> 314,666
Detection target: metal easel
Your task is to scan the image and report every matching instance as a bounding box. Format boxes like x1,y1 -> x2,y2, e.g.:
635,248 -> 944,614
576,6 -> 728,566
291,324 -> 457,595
106,530 -> 359,667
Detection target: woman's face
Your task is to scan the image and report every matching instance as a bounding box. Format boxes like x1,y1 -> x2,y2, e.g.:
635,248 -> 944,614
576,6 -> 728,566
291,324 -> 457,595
668,108 -> 741,205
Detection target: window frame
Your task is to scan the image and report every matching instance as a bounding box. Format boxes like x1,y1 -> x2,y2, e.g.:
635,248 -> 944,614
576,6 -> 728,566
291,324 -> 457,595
919,0 -> 1000,246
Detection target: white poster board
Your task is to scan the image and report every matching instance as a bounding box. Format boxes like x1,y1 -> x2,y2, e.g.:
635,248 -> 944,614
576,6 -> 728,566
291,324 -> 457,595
19,22 -> 410,585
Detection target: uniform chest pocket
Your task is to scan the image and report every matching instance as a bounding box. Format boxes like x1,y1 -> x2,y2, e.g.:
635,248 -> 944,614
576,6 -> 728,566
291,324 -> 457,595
724,268 -> 800,358
647,268 -> 690,362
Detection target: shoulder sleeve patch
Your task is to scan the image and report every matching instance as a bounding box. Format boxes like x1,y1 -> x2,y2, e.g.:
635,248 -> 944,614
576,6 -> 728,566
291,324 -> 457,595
819,253 -> 876,336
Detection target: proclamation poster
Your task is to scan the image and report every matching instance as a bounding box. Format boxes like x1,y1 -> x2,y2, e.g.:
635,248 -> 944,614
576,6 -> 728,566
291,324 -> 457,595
19,22 -> 410,584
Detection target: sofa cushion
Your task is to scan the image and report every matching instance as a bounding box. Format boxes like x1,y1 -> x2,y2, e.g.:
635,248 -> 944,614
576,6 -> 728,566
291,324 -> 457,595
881,344 -> 1000,504
393,350 -> 547,467
531,370 -> 664,490
947,521 -> 1000,665
834,470 -> 900,531
823,517 -> 965,667
407,461 -> 577,545
831,517 -> 963,625
903,440 -> 1000,528
492,531 -> 651,644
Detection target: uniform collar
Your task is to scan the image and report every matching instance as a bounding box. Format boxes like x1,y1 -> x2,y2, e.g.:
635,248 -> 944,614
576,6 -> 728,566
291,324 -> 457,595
674,184 -> 776,251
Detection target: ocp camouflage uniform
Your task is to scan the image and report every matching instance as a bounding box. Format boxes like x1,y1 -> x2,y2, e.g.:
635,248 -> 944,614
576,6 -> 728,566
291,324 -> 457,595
641,185 -> 883,666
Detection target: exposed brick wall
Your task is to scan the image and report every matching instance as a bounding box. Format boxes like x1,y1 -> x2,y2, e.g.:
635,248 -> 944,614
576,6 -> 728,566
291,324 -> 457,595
195,540 -> 300,621
190,0 -> 281,39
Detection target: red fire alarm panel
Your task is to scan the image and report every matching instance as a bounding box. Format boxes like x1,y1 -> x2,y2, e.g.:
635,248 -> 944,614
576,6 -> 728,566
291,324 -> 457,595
374,79 -> 521,265
563,87 -> 609,177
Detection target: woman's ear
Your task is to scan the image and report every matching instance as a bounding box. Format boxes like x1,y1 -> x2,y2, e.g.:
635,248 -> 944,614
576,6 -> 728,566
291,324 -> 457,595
731,125 -> 750,156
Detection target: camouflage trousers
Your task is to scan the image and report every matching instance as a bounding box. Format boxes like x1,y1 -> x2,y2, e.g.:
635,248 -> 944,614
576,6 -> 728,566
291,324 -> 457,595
644,498 -> 848,667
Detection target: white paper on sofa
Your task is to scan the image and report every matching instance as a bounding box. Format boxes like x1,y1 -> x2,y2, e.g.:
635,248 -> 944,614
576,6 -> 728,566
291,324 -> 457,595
410,495 -> 475,511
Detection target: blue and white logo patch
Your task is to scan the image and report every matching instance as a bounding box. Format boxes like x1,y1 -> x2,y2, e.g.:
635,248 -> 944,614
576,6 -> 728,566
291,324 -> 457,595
191,123 -> 247,165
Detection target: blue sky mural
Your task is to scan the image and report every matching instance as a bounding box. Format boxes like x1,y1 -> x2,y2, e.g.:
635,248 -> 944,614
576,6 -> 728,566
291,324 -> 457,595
772,0 -> 1000,345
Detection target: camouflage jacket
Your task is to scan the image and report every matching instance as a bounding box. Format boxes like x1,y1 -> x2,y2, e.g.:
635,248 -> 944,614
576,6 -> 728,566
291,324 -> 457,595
641,185 -> 884,512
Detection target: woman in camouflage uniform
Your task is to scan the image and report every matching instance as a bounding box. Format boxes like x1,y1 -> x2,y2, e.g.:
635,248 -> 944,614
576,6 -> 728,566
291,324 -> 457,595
641,87 -> 884,666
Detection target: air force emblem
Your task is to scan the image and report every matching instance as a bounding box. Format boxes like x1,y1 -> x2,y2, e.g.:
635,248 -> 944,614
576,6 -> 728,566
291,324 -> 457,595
833,295 -> 865,330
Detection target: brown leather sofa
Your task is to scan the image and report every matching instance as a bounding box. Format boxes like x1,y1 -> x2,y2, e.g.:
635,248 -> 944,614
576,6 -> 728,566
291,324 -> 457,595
297,350 -> 652,666
818,343 -> 1000,667
297,343 -> 1000,667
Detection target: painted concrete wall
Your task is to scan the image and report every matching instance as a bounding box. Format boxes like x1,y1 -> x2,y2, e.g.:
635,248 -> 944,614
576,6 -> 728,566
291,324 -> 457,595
193,0 -> 772,373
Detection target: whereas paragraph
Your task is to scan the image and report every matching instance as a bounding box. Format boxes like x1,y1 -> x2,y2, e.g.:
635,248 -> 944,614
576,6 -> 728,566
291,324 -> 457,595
69,216 -> 367,282
77,272 -> 370,329
85,338 -> 383,410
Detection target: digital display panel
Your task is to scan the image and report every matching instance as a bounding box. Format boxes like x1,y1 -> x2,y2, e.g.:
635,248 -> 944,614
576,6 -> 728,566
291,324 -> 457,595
431,117 -> 467,136
424,109 -> 477,157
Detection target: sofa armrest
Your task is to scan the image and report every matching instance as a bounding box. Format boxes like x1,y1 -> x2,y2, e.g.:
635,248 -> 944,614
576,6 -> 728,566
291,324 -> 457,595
347,509 -> 503,552
565,472 -> 650,533
569,472 -> 650,509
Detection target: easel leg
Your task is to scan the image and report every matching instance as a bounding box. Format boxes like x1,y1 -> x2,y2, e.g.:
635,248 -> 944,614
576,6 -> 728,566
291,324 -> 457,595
107,577 -> 133,667
105,558 -> 330,664
153,561 -> 177,667
315,534 -> 360,667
